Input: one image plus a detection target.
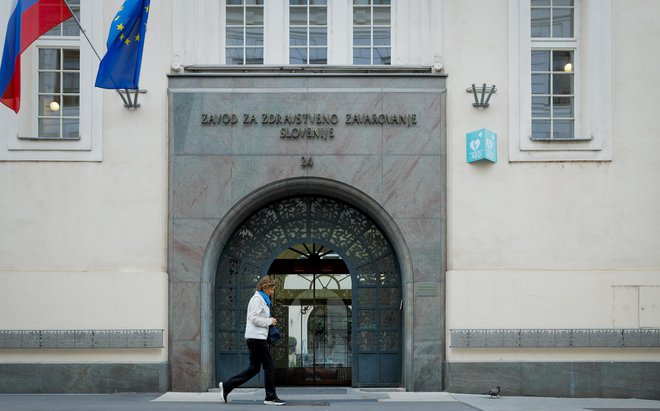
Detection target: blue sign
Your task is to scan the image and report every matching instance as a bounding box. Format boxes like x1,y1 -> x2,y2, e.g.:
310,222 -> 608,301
466,128 -> 497,163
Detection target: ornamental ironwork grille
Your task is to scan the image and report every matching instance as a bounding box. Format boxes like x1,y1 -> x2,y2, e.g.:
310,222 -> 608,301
215,195 -> 402,387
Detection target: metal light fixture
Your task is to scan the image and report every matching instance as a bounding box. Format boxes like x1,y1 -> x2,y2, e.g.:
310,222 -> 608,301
49,100 -> 60,112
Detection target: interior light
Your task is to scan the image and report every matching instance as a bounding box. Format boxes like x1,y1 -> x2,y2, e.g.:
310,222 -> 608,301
49,101 -> 60,112
564,63 -> 573,73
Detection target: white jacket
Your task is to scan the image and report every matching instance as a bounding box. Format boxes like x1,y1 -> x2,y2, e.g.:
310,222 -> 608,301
244,291 -> 272,340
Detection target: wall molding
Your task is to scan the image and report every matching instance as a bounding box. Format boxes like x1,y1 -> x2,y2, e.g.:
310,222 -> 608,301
450,329 -> 660,348
0,329 -> 164,349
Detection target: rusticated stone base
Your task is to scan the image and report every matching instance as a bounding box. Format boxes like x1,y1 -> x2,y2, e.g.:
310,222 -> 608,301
0,362 -> 169,393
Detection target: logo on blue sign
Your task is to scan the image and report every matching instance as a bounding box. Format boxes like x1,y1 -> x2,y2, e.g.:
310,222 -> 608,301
466,128 -> 497,163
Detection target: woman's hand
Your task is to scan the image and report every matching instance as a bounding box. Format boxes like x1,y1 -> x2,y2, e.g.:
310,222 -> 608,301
270,317 -> 278,325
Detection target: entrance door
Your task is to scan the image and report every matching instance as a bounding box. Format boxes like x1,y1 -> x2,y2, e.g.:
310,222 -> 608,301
214,195 -> 402,387
269,244 -> 352,385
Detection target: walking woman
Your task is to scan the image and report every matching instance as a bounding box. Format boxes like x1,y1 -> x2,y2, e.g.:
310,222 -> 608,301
219,275 -> 285,406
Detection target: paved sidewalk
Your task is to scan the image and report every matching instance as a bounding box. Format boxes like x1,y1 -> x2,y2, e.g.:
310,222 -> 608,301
453,393 -> 660,411
1,389 -> 660,411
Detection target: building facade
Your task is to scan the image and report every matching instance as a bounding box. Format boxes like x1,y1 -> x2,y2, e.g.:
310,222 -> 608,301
1,0 -> 659,399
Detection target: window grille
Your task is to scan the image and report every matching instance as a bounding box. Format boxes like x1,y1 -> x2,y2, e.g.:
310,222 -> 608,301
226,0 -> 264,64
530,0 -> 577,140
35,0 -> 80,139
289,0 -> 327,64
352,0 -> 391,65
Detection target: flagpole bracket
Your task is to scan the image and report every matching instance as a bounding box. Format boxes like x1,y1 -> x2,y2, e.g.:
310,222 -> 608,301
466,83 -> 496,108
117,89 -> 147,109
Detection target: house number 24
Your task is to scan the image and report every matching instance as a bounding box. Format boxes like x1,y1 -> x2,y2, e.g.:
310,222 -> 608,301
301,157 -> 313,168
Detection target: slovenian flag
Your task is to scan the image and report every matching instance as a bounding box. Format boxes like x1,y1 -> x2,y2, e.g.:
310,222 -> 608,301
0,0 -> 72,113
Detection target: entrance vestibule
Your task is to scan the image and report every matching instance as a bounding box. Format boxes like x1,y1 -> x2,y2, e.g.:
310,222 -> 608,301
269,244 -> 352,385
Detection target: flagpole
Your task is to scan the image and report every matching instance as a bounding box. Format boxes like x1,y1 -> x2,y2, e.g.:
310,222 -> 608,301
62,0 -> 131,107
62,0 -> 102,61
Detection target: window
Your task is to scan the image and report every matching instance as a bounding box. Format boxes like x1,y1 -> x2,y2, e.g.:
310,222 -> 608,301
531,49 -> 574,140
352,0 -> 391,65
1,0 -> 103,161
37,48 -> 80,139
531,0 -> 574,38
289,0 -> 327,64
206,1 -> 395,66
225,0 -> 264,64
36,1 -> 81,140
508,0 -> 612,161
530,0 -> 576,140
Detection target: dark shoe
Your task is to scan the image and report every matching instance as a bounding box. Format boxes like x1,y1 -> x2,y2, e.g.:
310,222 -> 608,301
218,382 -> 228,403
264,398 -> 286,406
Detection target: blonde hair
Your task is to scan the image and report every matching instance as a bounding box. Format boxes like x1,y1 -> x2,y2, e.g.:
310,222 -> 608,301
256,275 -> 276,291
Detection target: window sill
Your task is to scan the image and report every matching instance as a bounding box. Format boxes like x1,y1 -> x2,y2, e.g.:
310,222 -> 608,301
17,136 -> 81,141
529,136 -> 593,142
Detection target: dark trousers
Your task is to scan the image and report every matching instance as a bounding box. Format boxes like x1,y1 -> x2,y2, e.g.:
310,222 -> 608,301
222,339 -> 277,400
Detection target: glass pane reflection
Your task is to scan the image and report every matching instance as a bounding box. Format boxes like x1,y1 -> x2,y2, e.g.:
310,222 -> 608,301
39,72 -> 60,93
290,48 -> 307,64
552,73 -> 573,95
554,120 -> 574,139
226,7 -> 244,25
532,96 -> 550,117
353,48 -> 370,64
553,50 -> 573,72
39,118 -> 60,138
531,8 -> 550,37
309,48 -> 327,64
373,48 -> 390,64
62,118 -> 79,138
290,29 -> 307,46
532,119 -> 551,139
245,47 -> 263,64
309,7 -> 327,25
553,97 -> 573,118
226,28 -> 243,46
39,49 -> 60,70
552,7 -> 574,38
290,7 -> 307,25
531,50 -> 550,71
309,27 -> 327,46
226,48 -> 244,64
372,6 -> 390,25
373,28 -> 390,46
272,270 -> 353,384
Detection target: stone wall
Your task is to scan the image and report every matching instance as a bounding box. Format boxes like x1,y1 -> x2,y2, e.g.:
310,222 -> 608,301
168,73 -> 448,391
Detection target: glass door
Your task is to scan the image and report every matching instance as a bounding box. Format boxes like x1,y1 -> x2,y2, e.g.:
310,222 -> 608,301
269,244 -> 352,386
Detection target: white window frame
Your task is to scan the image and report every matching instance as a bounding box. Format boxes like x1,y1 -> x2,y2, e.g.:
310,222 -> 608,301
0,0 -> 103,161
224,1 -> 265,65
508,0 -> 612,161
31,41 -> 81,141
288,1 -> 329,65
351,0 -> 392,65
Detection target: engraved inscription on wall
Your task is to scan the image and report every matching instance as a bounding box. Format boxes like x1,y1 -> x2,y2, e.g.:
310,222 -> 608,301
201,112 -> 418,141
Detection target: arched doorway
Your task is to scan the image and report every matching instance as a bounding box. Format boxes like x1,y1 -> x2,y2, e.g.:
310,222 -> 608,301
214,195 -> 402,387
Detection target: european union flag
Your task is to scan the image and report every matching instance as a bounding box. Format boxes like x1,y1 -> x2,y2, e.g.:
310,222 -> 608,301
95,0 -> 150,89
